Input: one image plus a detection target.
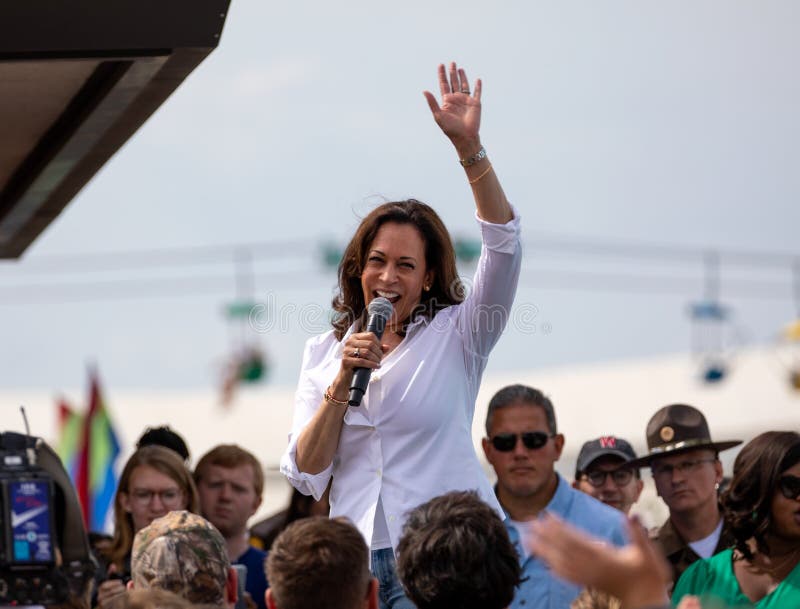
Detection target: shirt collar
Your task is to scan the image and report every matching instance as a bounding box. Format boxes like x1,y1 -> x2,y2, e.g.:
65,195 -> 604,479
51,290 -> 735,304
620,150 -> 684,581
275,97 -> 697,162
545,473 -> 571,514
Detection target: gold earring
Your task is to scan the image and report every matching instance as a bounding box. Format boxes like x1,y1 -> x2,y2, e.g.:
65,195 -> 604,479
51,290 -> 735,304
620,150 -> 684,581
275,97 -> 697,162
424,284 -> 431,291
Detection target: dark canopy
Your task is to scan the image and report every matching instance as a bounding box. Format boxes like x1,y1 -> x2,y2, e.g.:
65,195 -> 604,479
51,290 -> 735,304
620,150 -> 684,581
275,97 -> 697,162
0,0 -> 230,258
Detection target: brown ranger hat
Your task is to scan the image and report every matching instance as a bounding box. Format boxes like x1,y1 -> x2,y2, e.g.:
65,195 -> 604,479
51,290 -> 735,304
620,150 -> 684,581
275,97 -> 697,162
627,403 -> 742,468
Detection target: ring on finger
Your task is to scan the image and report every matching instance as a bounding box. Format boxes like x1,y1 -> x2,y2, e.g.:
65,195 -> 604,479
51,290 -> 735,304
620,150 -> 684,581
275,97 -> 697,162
352,347 -> 360,358
461,88 -> 470,94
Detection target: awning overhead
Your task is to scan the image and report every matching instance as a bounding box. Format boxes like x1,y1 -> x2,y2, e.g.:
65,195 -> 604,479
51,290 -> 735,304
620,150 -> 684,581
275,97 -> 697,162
0,0 -> 231,258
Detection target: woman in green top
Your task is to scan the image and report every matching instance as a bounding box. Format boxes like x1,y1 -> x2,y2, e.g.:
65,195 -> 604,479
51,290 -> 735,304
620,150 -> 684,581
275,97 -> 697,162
672,431 -> 800,608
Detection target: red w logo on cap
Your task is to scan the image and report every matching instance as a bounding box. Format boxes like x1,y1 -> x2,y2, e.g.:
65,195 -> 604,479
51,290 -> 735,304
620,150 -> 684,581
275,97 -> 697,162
599,436 -> 617,448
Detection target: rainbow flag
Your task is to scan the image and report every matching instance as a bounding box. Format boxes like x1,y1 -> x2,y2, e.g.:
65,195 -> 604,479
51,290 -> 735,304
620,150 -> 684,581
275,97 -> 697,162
56,369 -> 121,532
56,399 -> 83,479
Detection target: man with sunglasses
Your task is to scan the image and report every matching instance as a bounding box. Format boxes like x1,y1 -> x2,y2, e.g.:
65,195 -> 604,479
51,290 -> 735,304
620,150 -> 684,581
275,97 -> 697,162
573,436 -> 643,515
626,403 -> 742,587
481,384 -> 628,609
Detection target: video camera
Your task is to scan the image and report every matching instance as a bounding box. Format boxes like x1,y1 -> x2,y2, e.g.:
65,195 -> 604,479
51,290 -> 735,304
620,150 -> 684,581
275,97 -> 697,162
0,431 -> 96,605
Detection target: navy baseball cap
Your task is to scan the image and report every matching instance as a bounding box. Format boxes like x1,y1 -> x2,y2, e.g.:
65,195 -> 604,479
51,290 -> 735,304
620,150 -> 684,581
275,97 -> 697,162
575,436 -> 638,478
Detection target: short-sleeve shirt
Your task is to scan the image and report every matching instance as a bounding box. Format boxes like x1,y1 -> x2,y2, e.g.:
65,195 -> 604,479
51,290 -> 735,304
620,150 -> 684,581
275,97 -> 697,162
504,475 -> 629,609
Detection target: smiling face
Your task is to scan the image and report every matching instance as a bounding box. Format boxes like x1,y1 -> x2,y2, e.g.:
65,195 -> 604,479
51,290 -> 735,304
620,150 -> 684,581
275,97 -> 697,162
481,402 -> 564,509
360,222 -> 433,328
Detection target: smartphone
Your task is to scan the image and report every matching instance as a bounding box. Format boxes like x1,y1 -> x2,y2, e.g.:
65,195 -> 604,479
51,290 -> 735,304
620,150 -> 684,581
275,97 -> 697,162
232,563 -> 248,609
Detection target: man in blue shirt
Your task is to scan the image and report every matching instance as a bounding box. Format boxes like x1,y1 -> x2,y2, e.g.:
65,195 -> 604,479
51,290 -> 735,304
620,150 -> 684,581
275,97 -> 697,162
195,445 -> 269,609
481,385 -> 628,609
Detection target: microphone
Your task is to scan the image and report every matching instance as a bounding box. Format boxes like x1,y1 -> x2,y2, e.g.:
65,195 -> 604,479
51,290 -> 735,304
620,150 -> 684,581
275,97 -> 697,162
349,297 -> 394,406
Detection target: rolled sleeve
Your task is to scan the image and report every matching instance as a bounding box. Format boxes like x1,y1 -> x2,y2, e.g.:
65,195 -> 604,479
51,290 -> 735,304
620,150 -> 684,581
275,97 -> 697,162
280,434 -> 333,500
475,204 -> 521,254
279,333 -> 336,500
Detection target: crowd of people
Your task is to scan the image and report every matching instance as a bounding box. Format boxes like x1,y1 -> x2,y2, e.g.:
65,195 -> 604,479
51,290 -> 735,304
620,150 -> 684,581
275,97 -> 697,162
57,403 -> 799,609
13,62 -> 798,609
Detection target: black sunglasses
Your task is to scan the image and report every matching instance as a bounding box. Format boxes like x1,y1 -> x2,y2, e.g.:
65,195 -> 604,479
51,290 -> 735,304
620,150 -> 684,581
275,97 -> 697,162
490,431 -> 553,452
778,474 -> 800,499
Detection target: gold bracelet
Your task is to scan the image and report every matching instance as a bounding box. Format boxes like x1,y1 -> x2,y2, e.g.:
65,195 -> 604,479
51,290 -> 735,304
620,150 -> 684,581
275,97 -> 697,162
324,386 -> 348,407
469,163 -> 493,185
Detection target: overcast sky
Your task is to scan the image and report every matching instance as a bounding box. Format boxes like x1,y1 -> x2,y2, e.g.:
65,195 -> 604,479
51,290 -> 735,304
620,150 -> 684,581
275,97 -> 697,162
2,1 -> 799,394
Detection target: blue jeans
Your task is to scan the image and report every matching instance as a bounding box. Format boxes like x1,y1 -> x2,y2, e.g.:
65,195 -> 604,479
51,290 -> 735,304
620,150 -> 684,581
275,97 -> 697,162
371,548 -> 416,609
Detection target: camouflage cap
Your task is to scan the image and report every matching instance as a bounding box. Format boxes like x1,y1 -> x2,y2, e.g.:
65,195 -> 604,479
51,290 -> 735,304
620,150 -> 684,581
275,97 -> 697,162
131,510 -> 230,607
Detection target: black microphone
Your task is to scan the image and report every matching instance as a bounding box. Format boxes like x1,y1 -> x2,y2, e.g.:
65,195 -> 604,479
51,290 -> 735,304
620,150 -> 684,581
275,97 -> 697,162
349,297 -> 394,406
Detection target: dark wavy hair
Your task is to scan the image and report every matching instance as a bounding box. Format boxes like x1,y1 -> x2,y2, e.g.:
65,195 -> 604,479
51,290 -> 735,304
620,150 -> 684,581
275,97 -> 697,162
396,491 -> 521,609
721,430 -> 800,560
331,199 -> 464,340
136,426 -> 190,462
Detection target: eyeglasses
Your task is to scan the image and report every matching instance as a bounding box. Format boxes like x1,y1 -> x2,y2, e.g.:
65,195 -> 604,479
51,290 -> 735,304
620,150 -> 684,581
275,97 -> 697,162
778,474 -> 800,499
651,458 -> 716,479
490,431 -> 553,452
581,468 -> 635,488
129,488 -> 184,507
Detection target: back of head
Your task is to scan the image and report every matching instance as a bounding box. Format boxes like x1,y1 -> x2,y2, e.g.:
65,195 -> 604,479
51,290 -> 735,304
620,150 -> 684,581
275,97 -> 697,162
136,426 -> 191,462
266,516 -> 370,609
396,491 -> 521,609
131,511 -> 230,607
722,430 -> 800,558
570,588 -> 621,609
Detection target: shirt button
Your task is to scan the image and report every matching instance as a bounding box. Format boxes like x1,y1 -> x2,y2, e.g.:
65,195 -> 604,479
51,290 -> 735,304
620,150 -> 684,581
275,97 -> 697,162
371,375 -> 380,383
376,469 -> 382,477
389,515 -> 396,522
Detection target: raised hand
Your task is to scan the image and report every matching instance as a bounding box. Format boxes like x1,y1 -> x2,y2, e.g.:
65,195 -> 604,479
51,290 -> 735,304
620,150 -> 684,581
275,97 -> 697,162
423,62 -> 482,147
423,61 -> 511,224
527,513 -> 670,609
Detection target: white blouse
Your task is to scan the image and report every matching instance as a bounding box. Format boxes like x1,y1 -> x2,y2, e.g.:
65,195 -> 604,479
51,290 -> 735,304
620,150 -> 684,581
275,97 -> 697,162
280,207 -> 522,550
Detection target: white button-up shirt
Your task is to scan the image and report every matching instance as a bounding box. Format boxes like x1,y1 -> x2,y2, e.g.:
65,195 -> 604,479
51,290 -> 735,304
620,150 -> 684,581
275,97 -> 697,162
280,208 -> 521,550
